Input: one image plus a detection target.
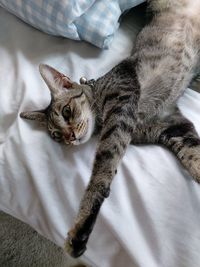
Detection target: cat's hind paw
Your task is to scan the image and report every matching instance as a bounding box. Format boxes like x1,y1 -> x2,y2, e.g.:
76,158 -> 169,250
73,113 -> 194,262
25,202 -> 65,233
188,157 -> 200,184
182,146 -> 200,183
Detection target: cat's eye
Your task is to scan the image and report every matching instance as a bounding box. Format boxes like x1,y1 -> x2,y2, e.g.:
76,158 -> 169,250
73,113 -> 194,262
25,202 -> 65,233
52,130 -> 62,141
62,105 -> 71,120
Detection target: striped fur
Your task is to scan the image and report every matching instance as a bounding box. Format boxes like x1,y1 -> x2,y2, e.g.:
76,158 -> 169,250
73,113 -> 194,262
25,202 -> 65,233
65,0 -> 200,257
20,0 -> 200,258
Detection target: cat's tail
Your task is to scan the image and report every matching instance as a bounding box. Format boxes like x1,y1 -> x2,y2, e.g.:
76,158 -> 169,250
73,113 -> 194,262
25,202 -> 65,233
148,0 -> 187,12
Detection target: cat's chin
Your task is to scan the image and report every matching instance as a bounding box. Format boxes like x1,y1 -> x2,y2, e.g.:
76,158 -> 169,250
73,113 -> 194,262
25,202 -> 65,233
70,139 -> 84,146
64,136 -> 89,146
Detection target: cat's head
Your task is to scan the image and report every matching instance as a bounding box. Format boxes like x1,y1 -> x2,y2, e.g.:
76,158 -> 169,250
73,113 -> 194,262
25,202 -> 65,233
20,64 -> 95,145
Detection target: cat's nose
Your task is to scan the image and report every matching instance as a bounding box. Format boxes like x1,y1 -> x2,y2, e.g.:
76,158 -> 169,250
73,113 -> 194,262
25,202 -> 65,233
63,130 -> 76,142
69,131 -> 76,141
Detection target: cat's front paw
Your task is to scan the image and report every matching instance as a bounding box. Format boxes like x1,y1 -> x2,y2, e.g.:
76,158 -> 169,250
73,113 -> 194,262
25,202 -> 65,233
65,227 -> 88,258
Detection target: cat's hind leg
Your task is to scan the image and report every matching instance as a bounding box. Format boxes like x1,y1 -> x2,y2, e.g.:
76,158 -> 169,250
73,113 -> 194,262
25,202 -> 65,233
139,107 -> 200,183
158,118 -> 200,183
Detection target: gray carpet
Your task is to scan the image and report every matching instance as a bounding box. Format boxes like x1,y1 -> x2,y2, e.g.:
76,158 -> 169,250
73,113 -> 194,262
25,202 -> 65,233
0,211 -> 87,267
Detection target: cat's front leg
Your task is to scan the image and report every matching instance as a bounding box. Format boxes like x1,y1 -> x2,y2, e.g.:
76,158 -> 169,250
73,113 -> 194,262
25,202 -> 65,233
65,117 -> 132,258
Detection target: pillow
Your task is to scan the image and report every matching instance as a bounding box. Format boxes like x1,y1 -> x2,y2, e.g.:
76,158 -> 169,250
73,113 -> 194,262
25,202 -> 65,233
0,0 -> 145,48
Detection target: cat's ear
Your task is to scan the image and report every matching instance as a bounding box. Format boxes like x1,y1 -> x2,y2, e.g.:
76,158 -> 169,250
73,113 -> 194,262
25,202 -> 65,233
20,110 -> 47,124
39,64 -> 73,96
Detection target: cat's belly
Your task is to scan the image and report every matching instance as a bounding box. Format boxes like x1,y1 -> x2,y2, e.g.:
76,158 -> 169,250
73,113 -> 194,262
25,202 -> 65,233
182,1 -> 200,17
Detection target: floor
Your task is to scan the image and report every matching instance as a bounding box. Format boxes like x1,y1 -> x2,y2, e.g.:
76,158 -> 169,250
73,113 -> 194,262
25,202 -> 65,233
0,211 -> 87,267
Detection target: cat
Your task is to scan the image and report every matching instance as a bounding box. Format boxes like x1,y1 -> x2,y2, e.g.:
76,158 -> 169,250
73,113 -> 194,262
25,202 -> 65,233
20,0 -> 200,258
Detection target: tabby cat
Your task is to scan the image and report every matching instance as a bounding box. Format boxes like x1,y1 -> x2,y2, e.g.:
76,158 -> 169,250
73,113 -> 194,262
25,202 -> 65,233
20,0 -> 200,258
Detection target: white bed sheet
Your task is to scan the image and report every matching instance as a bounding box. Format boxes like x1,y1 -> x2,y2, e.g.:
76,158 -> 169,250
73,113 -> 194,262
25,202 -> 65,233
1,6 -> 200,267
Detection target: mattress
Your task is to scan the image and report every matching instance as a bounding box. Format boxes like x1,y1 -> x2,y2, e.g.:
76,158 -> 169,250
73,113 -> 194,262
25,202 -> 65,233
1,5 -> 200,267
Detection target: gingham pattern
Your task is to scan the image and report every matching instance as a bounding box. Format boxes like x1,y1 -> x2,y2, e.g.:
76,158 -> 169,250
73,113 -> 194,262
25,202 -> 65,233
0,0 -> 144,48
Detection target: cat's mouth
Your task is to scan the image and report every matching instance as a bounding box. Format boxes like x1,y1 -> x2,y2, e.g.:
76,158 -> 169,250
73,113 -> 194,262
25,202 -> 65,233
63,120 -> 89,146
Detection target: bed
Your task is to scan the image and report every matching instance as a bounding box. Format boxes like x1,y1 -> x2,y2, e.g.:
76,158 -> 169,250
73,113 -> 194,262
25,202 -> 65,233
1,3 -> 200,267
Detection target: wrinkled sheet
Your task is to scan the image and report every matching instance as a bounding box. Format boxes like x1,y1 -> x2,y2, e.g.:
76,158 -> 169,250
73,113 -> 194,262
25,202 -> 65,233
0,6 -> 200,267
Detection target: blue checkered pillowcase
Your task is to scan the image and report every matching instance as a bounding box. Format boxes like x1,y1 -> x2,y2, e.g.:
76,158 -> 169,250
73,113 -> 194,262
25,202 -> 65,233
0,0 -> 144,48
